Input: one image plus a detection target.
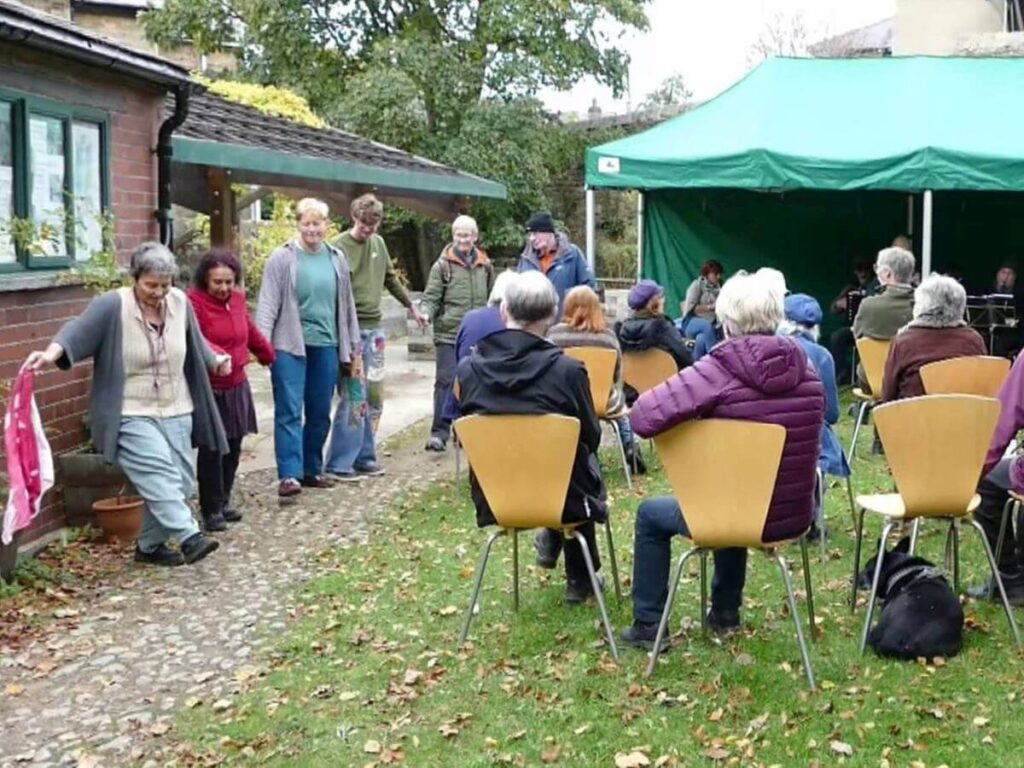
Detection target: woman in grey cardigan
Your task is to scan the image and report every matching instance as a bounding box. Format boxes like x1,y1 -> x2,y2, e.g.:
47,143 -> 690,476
24,243 -> 229,566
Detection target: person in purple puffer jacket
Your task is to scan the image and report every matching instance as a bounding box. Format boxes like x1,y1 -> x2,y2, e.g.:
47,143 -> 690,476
621,271 -> 825,651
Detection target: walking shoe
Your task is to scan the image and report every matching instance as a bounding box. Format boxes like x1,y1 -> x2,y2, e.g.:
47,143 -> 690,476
278,478 -> 302,497
301,474 -> 336,488
425,436 -> 447,452
134,543 -> 185,567
565,574 -> 605,605
625,443 -> 647,476
180,533 -> 219,565
326,470 -> 363,484
967,573 -> 1024,605
806,522 -> 824,543
203,511 -> 227,532
534,529 -> 559,569
354,462 -> 386,477
222,507 -> 243,523
707,607 -> 741,636
621,621 -> 670,654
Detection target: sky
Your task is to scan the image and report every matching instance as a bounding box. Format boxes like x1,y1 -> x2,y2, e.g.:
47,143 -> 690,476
542,0 -> 894,117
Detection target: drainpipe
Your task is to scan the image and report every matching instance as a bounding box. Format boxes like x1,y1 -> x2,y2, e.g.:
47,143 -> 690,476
155,84 -> 192,247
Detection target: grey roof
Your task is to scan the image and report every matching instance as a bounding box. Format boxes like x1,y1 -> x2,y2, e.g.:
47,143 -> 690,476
808,17 -> 893,57
72,0 -> 159,10
0,0 -> 189,86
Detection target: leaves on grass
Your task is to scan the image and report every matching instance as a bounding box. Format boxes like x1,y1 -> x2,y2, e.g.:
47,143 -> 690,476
614,751 -> 650,767
829,740 -> 854,757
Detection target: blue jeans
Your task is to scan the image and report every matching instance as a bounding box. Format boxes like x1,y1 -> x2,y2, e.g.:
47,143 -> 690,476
632,496 -> 747,624
326,329 -> 385,473
270,346 -> 338,480
677,316 -> 717,360
116,415 -> 200,552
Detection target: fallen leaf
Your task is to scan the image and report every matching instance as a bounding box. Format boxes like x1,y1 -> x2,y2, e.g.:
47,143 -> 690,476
829,740 -> 854,757
439,724 -> 460,739
149,722 -> 171,736
615,752 -> 650,768
708,708 -> 724,722
364,739 -> 382,754
541,745 -> 560,763
4,683 -> 25,696
574,724 -> 591,736
212,699 -> 232,712
734,652 -> 754,666
704,748 -> 729,761
184,697 -> 202,709
973,717 -> 991,727
438,606 -> 458,616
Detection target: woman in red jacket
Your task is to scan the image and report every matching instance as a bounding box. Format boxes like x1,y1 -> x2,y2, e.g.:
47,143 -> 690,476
188,250 -> 275,531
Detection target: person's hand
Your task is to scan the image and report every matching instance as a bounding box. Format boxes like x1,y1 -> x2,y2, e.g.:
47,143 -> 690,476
214,354 -> 232,377
350,355 -> 364,379
411,305 -> 429,328
22,346 -> 61,372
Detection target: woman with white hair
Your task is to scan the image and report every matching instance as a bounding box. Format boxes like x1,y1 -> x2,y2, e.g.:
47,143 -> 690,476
621,272 -> 825,649
24,242 -> 228,566
880,274 -> 985,402
420,214 -> 495,452
256,197 -> 361,496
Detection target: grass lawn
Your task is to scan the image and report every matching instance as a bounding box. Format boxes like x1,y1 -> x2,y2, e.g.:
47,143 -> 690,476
177,398 -> 1024,767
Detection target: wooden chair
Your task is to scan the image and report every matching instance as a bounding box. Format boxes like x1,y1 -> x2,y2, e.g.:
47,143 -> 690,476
851,395 -> 1021,653
920,355 -> 1010,398
644,419 -> 817,689
848,337 -> 891,462
622,348 -> 678,397
563,347 -> 632,489
454,414 -> 619,659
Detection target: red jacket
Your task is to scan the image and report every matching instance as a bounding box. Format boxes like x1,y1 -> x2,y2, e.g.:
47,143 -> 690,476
187,287 -> 275,390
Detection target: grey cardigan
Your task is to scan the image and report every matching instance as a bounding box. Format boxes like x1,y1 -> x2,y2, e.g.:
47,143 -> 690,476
255,240 -> 361,363
54,289 -> 230,463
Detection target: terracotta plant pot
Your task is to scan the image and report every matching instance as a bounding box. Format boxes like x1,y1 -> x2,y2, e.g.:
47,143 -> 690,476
91,496 -> 144,542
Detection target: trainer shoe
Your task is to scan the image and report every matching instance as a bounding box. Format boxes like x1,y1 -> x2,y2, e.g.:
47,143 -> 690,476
180,533 -> 220,565
621,621 -> 670,654
134,543 -> 185,567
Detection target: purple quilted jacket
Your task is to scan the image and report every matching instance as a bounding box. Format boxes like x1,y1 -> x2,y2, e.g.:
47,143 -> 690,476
630,334 -> 825,543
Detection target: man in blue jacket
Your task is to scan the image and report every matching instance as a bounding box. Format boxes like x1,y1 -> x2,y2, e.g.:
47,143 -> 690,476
517,212 -> 596,316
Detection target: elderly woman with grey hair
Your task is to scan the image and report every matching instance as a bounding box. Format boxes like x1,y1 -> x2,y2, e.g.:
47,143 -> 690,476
24,242 -> 229,566
880,274 -> 986,402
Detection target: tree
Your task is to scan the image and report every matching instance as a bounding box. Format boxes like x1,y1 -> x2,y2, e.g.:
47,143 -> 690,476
639,73 -> 692,113
747,11 -> 812,66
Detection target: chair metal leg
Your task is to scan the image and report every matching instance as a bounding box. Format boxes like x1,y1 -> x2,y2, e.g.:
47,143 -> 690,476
909,518 -> 921,555
610,419 -> 633,491
570,530 -> 618,660
454,439 -> 462,491
458,529 -> 507,647
774,553 -> 816,690
699,550 -> 709,637
860,521 -> 896,654
645,547 -> 701,678
944,519 -> 955,574
845,475 -> 857,531
816,469 -> 827,562
951,519 -> 960,595
967,519 -> 1022,648
799,536 -> 817,642
848,401 -> 868,463
603,521 -> 623,604
850,504 -> 866,612
995,497 -> 1017,573
512,528 -> 520,613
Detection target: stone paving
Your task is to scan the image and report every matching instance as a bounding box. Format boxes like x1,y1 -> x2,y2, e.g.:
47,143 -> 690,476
0,432 -> 452,767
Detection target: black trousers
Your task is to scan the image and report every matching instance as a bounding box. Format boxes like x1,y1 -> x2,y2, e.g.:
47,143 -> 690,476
976,459 -> 1024,574
431,342 -> 457,440
830,326 -> 855,385
197,437 -> 243,516
536,523 -> 602,584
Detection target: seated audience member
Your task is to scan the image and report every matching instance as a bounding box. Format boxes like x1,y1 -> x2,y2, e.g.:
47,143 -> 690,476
677,261 -> 723,359
781,294 -> 850,540
755,267 -> 788,298
617,280 -> 692,404
621,272 -> 825,649
455,271 -> 608,604
549,286 -> 645,474
853,246 -> 916,346
829,261 -> 877,384
881,275 -> 985,402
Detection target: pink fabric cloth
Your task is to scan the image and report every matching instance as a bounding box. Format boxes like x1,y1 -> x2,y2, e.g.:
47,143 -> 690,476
3,369 -> 54,545
983,353 -> 1024,492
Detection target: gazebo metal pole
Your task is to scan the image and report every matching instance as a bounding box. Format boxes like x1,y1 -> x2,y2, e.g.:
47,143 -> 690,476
906,194 -> 914,237
922,189 -> 933,278
636,191 -> 645,280
585,187 -> 596,274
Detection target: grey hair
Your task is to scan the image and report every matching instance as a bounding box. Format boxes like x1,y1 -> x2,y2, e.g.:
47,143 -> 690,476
130,241 -> 177,280
502,271 -> 557,325
876,246 -> 915,284
779,318 -> 821,342
913,274 -> 967,327
716,271 -> 784,337
755,267 -> 788,297
488,270 -> 517,306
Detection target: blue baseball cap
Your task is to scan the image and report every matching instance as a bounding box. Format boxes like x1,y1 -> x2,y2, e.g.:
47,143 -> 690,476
784,293 -> 823,327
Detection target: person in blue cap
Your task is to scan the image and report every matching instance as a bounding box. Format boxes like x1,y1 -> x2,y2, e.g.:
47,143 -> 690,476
781,293 -> 850,540
616,279 -> 692,406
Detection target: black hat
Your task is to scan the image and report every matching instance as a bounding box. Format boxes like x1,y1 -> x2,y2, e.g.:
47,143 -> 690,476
526,212 -> 556,233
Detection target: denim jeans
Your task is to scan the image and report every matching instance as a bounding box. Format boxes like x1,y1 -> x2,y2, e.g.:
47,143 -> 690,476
677,316 -> 717,360
116,415 -> 200,552
326,329 -> 385,473
270,346 -> 338,480
430,342 -> 457,441
631,496 -> 747,624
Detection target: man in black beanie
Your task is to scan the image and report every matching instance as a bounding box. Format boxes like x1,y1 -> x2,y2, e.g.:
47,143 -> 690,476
517,211 -> 595,316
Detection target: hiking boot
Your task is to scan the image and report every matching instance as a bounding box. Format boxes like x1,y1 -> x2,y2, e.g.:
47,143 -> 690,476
625,443 -> 647,476
806,522 -> 825,543
134,543 -> 185,567
967,573 -> 1024,605
565,574 -> 605,605
203,510 -> 227,532
222,506 -> 243,523
621,621 -> 670,654
354,462 -> 386,477
425,436 -> 447,452
534,529 -> 559,569
181,533 -> 220,565
707,607 -> 741,636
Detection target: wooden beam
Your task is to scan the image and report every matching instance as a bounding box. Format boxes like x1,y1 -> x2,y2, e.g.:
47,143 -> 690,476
208,167 -> 235,249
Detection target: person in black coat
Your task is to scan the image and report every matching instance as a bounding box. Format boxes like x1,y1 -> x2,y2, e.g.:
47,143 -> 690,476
615,280 -> 692,404
456,271 -> 607,604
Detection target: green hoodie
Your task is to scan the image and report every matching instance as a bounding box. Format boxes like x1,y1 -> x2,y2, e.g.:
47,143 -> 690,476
420,245 -> 494,345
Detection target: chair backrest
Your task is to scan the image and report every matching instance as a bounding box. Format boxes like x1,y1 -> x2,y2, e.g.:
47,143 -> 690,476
654,419 -> 786,548
855,337 -> 891,395
622,349 -> 678,396
563,346 -> 616,418
920,355 -> 1010,398
454,414 -> 579,529
873,394 -> 1000,517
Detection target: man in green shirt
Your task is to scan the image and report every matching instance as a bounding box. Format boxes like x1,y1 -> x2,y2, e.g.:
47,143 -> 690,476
325,193 -> 427,478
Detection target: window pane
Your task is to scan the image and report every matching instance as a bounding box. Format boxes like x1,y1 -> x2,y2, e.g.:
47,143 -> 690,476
72,121 -> 103,261
0,102 -> 13,264
29,114 -> 66,257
